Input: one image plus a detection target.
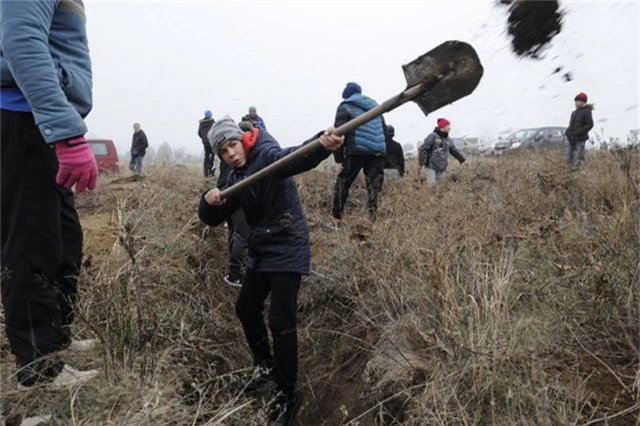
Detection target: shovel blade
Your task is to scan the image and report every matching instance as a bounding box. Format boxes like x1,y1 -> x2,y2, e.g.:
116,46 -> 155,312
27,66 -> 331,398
403,40 -> 483,116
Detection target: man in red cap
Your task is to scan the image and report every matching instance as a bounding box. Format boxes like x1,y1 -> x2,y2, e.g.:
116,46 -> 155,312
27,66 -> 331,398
565,92 -> 594,166
419,118 -> 466,184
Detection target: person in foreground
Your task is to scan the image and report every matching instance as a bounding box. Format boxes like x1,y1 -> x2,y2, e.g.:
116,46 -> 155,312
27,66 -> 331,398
198,116 -> 343,425
0,0 -> 99,391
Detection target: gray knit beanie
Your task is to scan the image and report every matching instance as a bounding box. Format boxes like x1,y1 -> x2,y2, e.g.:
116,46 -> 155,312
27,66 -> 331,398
207,115 -> 244,156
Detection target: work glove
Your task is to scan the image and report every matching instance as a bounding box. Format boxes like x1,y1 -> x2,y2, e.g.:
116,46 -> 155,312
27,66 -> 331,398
55,136 -> 99,192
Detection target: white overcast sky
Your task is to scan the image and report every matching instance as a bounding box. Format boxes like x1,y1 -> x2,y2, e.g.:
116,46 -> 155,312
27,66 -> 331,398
83,1 -> 640,153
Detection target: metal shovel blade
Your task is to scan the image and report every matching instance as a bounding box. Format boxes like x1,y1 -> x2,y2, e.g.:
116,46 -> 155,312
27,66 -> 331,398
220,41 -> 483,199
403,40 -> 484,115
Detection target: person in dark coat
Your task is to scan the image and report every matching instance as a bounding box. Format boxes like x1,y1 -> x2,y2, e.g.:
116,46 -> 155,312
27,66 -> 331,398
239,115 -> 256,132
419,118 -> 466,184
383,125 -> 405,178
199,116 -> 343,424
1,0 -> 99,391
330,82 -> 386,228
130,123 -> 149,174
216,152 -> 249,287
247,106 -> 267,131
198,110 -> 216,177
565,92 -> 594,166
214,116 -> 258,286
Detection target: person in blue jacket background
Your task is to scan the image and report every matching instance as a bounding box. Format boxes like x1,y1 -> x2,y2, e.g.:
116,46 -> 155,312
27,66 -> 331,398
330,82 -> 387,228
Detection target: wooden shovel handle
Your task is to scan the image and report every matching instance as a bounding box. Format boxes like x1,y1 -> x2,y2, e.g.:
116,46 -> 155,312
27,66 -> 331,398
220,76 -> 441,199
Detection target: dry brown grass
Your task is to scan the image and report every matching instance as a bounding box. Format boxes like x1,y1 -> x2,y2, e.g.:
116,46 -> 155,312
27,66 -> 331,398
1,147 -> 639,425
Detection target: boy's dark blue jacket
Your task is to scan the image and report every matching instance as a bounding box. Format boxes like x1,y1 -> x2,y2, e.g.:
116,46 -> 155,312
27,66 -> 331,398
198,130 -> 330,275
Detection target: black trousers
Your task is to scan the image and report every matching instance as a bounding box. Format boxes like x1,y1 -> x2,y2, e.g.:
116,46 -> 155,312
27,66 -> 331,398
203,144 -> 215,177
331,155 -> 385,220
235,271 -> 300,393
1,109 -> 82,385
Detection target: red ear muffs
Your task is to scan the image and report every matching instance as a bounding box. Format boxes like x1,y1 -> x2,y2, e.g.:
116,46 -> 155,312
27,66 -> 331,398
242,128 -> 260,155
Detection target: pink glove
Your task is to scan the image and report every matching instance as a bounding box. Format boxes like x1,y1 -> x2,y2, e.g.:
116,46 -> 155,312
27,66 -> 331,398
55,136 -> 99,192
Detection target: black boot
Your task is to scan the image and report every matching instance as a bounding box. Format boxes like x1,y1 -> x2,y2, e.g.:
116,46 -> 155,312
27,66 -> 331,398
233,365 -> 274,393
269,390 -> 301,425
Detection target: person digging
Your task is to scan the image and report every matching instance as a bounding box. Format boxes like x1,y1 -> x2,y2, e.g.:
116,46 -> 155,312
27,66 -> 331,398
199,116 -> 343,425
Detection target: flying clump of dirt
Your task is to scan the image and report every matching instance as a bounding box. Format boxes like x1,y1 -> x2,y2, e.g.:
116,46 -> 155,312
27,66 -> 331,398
498,0 -> 564,59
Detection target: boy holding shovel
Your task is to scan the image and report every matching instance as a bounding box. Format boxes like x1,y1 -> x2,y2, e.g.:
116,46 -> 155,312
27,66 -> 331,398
198,116 -> 343,425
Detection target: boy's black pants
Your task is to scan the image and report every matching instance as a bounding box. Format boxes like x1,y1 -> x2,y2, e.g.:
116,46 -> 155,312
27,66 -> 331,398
1,109 -> 81,385
235,271 -> 300,393
331,155 -> 385,220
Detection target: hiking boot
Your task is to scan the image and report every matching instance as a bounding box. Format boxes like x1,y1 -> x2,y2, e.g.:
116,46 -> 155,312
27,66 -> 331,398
224,274 -> 242,288
232,366 -> 274,393
68,338 -> 98,352
269,390 -> 301,425
17,364 -> 98,391
327,216 -> 343,230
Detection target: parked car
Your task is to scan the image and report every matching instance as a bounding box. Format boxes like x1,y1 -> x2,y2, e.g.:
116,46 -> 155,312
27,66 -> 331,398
493,135 -> 515,154
519,126 -> 567,149
88,139 -> 120,173
493,127 -> 568,154
403,143 -> 420,163
452,137 -> 482,155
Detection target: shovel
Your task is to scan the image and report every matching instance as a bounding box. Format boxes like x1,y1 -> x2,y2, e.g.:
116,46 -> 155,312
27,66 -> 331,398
221,40 -> 483,199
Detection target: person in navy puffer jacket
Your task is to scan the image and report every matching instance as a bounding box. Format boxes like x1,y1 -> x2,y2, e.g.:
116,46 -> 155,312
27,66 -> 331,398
199,116 -> 343,424
330,82 -> 387,228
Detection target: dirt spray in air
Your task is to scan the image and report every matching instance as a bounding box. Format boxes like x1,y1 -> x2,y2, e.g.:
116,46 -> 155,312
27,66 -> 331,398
497,0 -> 564,59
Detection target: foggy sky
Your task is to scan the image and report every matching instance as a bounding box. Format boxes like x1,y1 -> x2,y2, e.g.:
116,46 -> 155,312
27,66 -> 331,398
83,1 -> 640,154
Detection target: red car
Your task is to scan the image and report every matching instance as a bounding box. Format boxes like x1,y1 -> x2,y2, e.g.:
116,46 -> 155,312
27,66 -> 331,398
88,139 -> 120,174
